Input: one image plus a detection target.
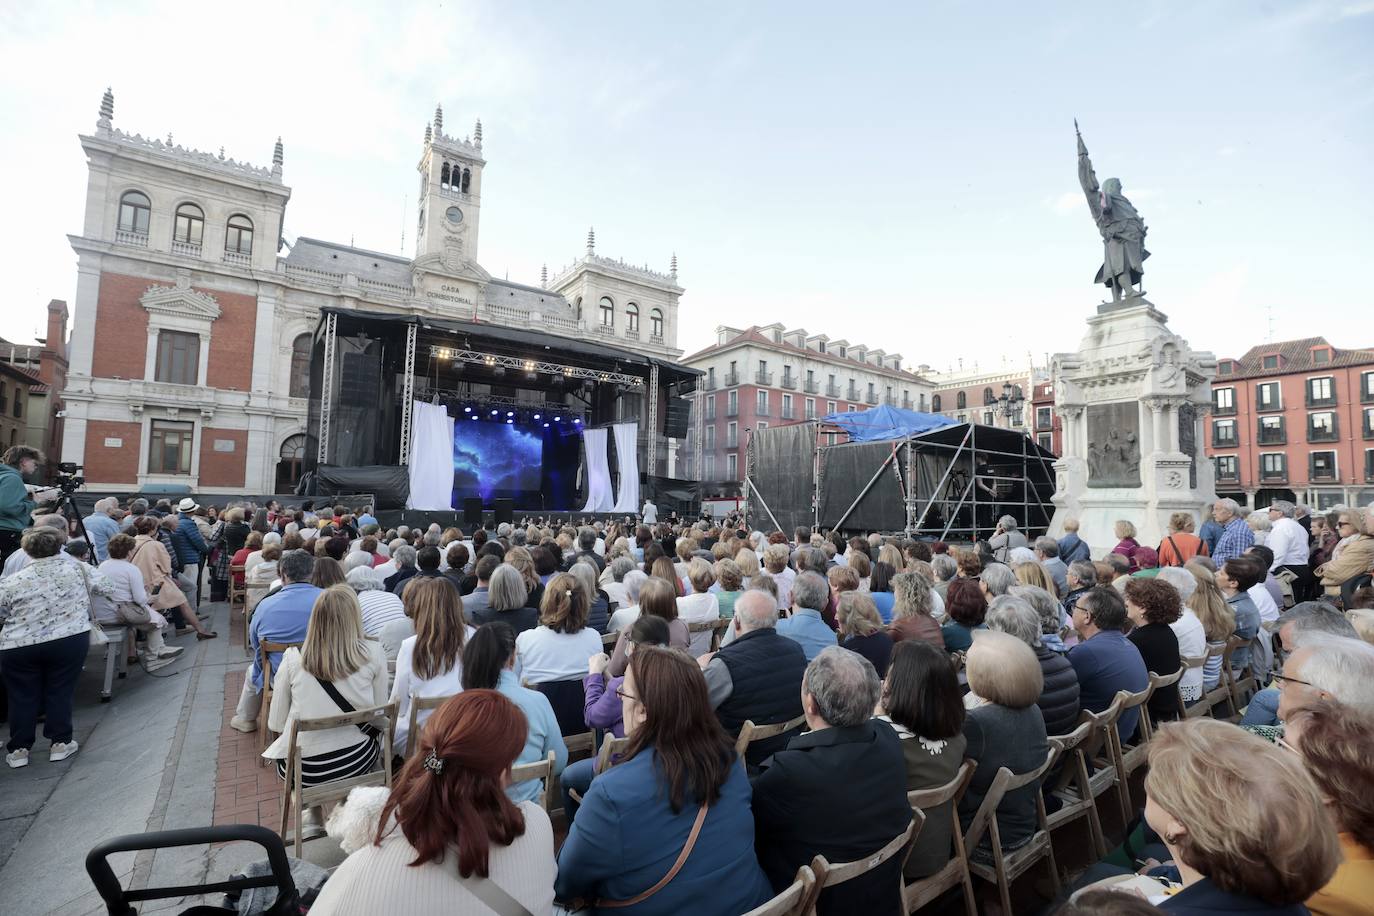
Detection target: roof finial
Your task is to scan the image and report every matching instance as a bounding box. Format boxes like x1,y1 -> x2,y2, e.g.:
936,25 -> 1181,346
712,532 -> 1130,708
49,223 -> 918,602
97,87 -> 114,131
272,137 -> 284,178
434,104 -> 443,136
670,252 -> 678,276
540,263 -> 548,287
474,118 -> 483,148
586,227 -> 596,255
424,122 -> 432,144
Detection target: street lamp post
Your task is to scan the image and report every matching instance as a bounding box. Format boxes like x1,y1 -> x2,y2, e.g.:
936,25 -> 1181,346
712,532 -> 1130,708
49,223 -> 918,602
995,382 -> 1025,425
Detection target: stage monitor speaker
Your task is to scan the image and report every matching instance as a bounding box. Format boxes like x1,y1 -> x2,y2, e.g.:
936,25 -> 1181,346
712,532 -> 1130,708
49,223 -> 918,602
494,499 -> 514,525
462,498 -> 483,527
663,398 -> 692,439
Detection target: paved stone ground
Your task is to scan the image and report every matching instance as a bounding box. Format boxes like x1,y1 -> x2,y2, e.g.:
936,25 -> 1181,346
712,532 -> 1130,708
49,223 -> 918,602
0,600 -> 343,916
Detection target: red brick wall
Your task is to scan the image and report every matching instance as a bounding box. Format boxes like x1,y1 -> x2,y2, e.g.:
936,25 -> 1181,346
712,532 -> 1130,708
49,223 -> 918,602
84,420 -> 142,483
90,272 -> 256,390
91,274 -> 152,380
199,428 -> 248,488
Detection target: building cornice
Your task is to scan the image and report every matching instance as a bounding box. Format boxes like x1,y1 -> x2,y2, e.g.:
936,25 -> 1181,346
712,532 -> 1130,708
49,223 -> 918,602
81,132 -> 290,198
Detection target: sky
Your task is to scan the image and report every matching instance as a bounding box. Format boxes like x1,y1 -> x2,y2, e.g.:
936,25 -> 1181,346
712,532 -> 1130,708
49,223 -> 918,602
2,0 -> 1372,373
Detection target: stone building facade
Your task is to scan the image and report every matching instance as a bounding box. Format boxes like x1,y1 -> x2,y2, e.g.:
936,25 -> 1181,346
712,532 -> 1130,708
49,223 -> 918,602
61,91 -> 683,493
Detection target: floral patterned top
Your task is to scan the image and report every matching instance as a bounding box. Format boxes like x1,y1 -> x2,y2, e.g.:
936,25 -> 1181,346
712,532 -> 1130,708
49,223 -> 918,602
0,556 -> 113,651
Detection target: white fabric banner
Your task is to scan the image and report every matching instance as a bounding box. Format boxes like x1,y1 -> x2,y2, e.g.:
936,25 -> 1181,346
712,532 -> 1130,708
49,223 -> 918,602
406,401 -> 456,510
580,427 -> 614,512
610,422 -> 641,513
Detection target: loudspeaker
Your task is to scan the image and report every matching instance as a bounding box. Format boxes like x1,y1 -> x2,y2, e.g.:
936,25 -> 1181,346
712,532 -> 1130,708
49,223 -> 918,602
664,398 -> 692,439
494,499 -> 514,525
462,498 -> 483,527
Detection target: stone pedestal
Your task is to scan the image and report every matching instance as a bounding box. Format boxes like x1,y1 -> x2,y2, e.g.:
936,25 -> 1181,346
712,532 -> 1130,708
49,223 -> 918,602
1049,298 -> 1217,552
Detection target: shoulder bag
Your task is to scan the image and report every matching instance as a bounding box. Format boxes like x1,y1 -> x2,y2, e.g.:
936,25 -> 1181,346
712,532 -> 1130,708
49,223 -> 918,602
77,564 -> 110,646
313,676 -> 383,741
595,802 -> 709,909
1161,535 -> 1185,568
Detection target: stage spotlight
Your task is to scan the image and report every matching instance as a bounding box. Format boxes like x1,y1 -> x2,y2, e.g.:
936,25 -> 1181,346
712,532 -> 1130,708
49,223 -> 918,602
533,413 -> 541,420
506,411 -> 514,417
543,422 -> 550,428
490,409 -> 499,416
463,406 -> 472,413
554,416 -> 562,422
506,419 -> 513,424
574,418 -> 582,425
470,415 -> 478,421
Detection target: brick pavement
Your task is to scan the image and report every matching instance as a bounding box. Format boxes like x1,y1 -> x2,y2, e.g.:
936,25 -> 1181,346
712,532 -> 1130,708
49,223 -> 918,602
212,667 -> 297,835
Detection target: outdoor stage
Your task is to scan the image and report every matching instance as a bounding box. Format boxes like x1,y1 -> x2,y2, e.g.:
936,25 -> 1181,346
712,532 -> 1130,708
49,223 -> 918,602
302,306 -> 701,516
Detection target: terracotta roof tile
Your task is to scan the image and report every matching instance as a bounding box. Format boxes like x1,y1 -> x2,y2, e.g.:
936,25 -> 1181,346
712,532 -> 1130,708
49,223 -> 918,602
1217,336 -> 1374,379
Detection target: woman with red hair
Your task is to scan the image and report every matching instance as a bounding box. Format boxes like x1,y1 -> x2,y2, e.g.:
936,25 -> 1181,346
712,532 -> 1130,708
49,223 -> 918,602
309,690 -> 555,914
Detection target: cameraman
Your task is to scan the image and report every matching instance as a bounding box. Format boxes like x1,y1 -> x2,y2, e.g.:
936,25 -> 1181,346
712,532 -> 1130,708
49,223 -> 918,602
0,446 -> 53,566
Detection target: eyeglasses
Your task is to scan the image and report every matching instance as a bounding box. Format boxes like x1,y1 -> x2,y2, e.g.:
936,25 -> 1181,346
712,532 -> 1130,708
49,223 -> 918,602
1072,603 -> 1090,615
1337,521 -> 1354,528
1272,672 -> 1315,690
615,687 -> 639,703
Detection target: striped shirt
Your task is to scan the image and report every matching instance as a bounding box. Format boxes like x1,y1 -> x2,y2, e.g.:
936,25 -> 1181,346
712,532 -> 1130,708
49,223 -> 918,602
357,589 -> 406,637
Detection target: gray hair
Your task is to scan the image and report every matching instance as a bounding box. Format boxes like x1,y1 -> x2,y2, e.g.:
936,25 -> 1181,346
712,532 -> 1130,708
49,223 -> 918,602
130,498 -> 149,513
511,529 -> 527,547
610,556 -> 636,583
1157,567 -> 1197,604
931,554 -> 958,582
577,527 -> 597,551
95,496 -> 119,514
791,571 -> 829,612
343,550 -> 373,573
1214,497 -> 1243,521
733,590 -> 778,631
569,561 -> 599,605
1283,601 -> 1358,640
346,565 -> 384,592
1291,632 -> 1374,712
496,522 -> 513,538
422,531 -> 441,547
986,594 -> 1043,647
979,563 -> 1016,597
1008,546 -> 1038,566
1268,500 -> 1296,518
392,545 -> 417,569
1008,584 -> 1061,637
279,549 -> 315,584
794,546 -> 827,576
488,565 -> 529,611
263,532 -> 282,546
999,515 -> 1018,531
804,646 -> 881,728
1068,560 -> 1097,587
623,569 -> 649,603
1033,536 -> 1059,558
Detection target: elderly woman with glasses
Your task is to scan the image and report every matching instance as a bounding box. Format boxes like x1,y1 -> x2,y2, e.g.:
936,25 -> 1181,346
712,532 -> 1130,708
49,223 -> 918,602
1314,509 -> 1374,602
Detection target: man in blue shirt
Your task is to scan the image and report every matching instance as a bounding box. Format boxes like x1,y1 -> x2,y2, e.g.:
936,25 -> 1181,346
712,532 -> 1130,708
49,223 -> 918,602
81,497 -> 123,563
229,550 -> 321,732
356,506 -> 378,529
776,571 -> 837,661
1056,518 -> 1092,565
170,498 -> 209,568
1068,586 -> 1148,741
1210,498 -> 1254,563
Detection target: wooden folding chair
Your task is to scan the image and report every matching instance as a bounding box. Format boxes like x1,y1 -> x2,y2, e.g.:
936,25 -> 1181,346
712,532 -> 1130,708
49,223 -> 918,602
686,618 -> 732,653
1108,683 -> 1156,824
404,694 -> 458,757
1179,655 -> 1209,719
962,747 -> 1062,916
742,865 -> 819,916
256,641 -> 303,763
601,630 -> 620,649
1067,696 -> 1127,842
1044,722 -> 1106,858
1142,667 -> 1185,735
278,701 -> 397,857
902,761 -> 977,916
564,731 -> 596,761
734,714 -> 808,762
568,735 -> 634,807
1226,635 -> 1259,714
811,813 -> 922,914
510,750 -> 558,815
1201,641 -> 1237,720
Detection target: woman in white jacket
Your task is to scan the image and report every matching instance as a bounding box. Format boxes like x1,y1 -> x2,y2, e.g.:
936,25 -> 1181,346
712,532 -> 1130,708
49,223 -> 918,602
389,577 -> 471,756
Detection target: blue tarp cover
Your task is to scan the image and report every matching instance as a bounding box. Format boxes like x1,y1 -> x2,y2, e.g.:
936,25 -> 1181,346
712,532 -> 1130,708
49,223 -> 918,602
819,404 -> 958,442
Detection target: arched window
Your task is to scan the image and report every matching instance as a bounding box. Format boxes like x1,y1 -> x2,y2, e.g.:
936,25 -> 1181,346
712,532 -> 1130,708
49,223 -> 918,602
173,203 -> 204,246
276,433 -> 316,492
650,308 -> 663,338
956,391 -> 967,409
441,162 -> 451,188
932,394 -> 942,412
460,167 -> 471,193
288,334 -> 312,399
983,387 -> 994,406
575,296 -> 583,321
118,190 -> 151,235
225,214 -> 253,256
599,296 -> 614,327
626,302 -> 639,332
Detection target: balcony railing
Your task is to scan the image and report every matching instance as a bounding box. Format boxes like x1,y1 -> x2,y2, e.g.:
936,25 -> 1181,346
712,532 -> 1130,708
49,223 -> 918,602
1257,425 -> 1286,445
1311,464 -> 1337,481
649,333 -> 664,345
755,371 -> 774,386
804,380 -> 819,394
882,396 -> 897,407
725,371 -> 740,387
726,436 -> 739,449
1212,401 -> 1237,417
725,403 -> 739,417
115,229 -> 148,248
701,377 -> 717,391
1216,468 -> 1240,483
805,407 -> 817,420
781,407 -> 795,420
1308,424 -> 1339,443
826,384 -> 841,398
1212,434 -> 1238,448
780,373 -> 797,390
704,409 -> 716,422
756,405 -> 771,417
865,392 -> 880,405
1306,392 -> 1337,409
1260,467 -> 1287,481
902,398 -> 915,411
171,239 -> 202,258
223,250 -> 251,267
846,387 -> 860,401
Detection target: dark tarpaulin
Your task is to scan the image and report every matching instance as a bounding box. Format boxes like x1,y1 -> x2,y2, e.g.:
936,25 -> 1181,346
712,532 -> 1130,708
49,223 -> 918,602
745,423 -> 816,534
817,441 -> 907,531
314,465 -> 410,510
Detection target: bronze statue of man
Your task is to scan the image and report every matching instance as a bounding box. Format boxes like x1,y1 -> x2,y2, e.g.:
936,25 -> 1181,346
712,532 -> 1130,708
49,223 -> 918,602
1077,121 -> 1149,300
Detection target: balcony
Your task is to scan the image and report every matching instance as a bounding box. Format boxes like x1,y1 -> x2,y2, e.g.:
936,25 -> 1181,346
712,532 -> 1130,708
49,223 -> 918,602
1215,467 -> 1240,483
781,407 -> 795,420
1311,461 -> 1338,481
902,398 -> 915,411
1307,424 -> 1339,444
826,384 -> 841,398
755,371 -> 774,386
115,229 -> 148,248
223,250 -> 251,267
805,407 -> 817,420
865,392 -> 880,405
804,380 -> 820,395
1257,426 -> 1286,445
701,377 -> 717,391
780,373 -> 796,390
171,239 -> 202,258
725,403 -> 739,417
725,371 -> 740,387
1212,430 -> 1238,448
846,387 -> 860,401
1260,467 -> 1288,482
1306,392 -> 1337,409
756,404 -> 771,417
704,408 -> 716,422
624,326 -> 642,341
726,435 -> 739,449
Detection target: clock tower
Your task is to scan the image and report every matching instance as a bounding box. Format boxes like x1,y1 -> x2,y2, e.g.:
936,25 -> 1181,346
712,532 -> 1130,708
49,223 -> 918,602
415,104 -> 484,273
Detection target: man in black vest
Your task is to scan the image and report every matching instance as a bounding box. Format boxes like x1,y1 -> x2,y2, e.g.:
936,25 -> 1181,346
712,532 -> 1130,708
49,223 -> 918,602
699,590 -> 808,767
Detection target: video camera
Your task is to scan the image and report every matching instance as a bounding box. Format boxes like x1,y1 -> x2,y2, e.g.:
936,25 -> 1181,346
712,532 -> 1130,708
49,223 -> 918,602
54,461 -> 85,494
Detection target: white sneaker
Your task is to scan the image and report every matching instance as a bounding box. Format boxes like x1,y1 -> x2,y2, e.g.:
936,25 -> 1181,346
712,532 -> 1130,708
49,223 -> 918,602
49,741 -> 79,762
155,645 -> 185,659
229,716 -> 258,733
6,748 -> 29,768
141,654 -> 175,672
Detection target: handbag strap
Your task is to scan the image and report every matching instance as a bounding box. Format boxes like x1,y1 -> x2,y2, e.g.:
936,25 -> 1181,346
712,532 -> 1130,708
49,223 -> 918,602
314,676 -> 382,738
597,802 -> 709,909
1163,535 -> 1183,567
461,873 -> 534,916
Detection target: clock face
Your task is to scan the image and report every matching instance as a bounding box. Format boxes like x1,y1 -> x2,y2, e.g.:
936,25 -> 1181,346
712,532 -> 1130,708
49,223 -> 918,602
445,206 -> 464,224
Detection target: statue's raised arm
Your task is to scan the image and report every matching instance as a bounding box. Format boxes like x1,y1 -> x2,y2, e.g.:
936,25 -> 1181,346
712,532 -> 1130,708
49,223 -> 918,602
1073,120 -> 1149,301
1076,120 -> 1102,222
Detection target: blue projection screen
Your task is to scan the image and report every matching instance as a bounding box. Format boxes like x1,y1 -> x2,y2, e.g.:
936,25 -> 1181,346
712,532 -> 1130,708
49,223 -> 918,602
451,416 -> 580,510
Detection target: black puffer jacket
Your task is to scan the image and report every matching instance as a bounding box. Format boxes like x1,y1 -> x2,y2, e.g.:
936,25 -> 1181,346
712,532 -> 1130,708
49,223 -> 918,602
1036,644 -> 1081,737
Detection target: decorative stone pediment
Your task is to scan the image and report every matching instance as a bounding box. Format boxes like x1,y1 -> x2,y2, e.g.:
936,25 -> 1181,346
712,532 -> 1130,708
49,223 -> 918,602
140,281 -> 221,321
